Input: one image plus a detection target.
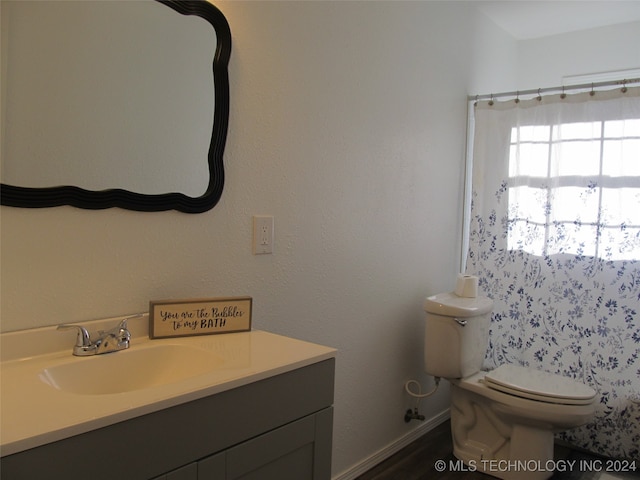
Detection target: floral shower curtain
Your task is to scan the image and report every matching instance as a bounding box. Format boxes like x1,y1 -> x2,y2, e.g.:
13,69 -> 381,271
465,86 -> 640,460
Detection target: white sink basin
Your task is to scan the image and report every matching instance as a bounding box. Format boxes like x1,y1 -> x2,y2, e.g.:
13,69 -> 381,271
39,344 -> 223,395
2,323 -> 336,457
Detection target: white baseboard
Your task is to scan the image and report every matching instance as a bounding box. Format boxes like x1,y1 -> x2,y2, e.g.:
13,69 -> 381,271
332,408 -> 451,480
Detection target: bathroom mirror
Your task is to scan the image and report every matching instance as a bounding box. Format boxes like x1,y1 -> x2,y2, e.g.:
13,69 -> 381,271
0,0 -> 231,213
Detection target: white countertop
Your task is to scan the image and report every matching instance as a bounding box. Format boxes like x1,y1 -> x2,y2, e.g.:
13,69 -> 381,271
0,318 -> 336,457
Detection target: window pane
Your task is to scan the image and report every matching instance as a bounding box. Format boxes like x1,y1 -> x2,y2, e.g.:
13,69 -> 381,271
509,144 -> 550,177
552,121 -> 601,141
547,222 -> 598,257
509,186 -> 548,223
551,140 -> 601,176
551,186 -> 600,223
604,118 -> 640,137
508,220 -> 546,255
601,226 -> 640,260
601,188 -> 640,225
512,125 -> 550,143
603,139 -> 640,176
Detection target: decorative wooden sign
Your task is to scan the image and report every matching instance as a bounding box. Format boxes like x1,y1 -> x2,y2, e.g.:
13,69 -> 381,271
149,296 -> 252,339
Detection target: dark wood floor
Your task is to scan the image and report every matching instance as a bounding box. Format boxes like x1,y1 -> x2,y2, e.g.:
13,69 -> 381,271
355,420 -> 640,480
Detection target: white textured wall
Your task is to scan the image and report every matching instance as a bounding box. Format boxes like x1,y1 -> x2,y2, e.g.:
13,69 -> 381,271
516,20 -> 640,90
1,1 -> 514,477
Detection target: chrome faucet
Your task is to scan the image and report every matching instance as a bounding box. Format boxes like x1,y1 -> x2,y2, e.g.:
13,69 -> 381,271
57,316 -> 138,356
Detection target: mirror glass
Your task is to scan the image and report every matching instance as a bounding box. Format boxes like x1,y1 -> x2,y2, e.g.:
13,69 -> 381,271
0,0 -> 230,213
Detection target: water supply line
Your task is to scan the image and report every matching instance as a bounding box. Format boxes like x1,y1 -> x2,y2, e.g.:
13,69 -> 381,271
403,377 -> 440,422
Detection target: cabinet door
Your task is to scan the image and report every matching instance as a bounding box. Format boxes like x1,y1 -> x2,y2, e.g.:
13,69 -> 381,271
196,408 -> 332,480
197,452 -> 225,479
226,414 -> 316,480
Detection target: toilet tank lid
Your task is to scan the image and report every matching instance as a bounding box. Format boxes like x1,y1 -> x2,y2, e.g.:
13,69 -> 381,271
424,292 -> 493,318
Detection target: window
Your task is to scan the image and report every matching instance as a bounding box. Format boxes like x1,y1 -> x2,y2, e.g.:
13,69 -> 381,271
507,118 -> 640,260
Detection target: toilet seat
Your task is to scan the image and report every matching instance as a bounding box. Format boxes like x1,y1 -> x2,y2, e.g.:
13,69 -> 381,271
483,364 -> 596,405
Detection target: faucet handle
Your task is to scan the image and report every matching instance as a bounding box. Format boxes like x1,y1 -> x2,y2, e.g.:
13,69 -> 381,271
117,318 -> 129,331
121,313 -> 144,326
57,324 -> 92,347
99,314 -> 140,336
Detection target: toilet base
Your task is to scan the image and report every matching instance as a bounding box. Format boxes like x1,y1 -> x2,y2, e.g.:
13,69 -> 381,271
453,426 -> 554,480
451,384 -> 555,480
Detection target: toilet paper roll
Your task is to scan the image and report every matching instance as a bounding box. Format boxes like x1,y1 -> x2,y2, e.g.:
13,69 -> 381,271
454,274 -> 478,298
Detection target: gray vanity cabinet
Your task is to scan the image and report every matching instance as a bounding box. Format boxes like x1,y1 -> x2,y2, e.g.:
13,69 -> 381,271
1,359 -> 335,480
156,408 -> 333,480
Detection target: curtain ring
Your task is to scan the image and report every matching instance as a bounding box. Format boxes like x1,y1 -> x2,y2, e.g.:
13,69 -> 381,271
474,94 -> 479,107
488,94 -> 494,106
590,83 -> 595,96
560,85 -> 566,99
514,91 -> 520,104
621,80 -> 628,93
536,88 -> 542,101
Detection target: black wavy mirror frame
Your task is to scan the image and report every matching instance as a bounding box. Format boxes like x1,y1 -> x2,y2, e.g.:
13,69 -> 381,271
1,0 -> 231,214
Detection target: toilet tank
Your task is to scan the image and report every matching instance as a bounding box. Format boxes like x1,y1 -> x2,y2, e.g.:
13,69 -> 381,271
423,292 -> 493,379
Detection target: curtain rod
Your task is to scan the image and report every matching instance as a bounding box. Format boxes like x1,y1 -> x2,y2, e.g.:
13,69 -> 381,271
468,77 -> 640,102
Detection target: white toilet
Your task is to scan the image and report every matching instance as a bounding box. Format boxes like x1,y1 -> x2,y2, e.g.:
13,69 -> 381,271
424,292 -> 596,480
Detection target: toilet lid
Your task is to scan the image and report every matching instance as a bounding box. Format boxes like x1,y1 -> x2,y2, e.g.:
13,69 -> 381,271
484,364 -> 596,405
